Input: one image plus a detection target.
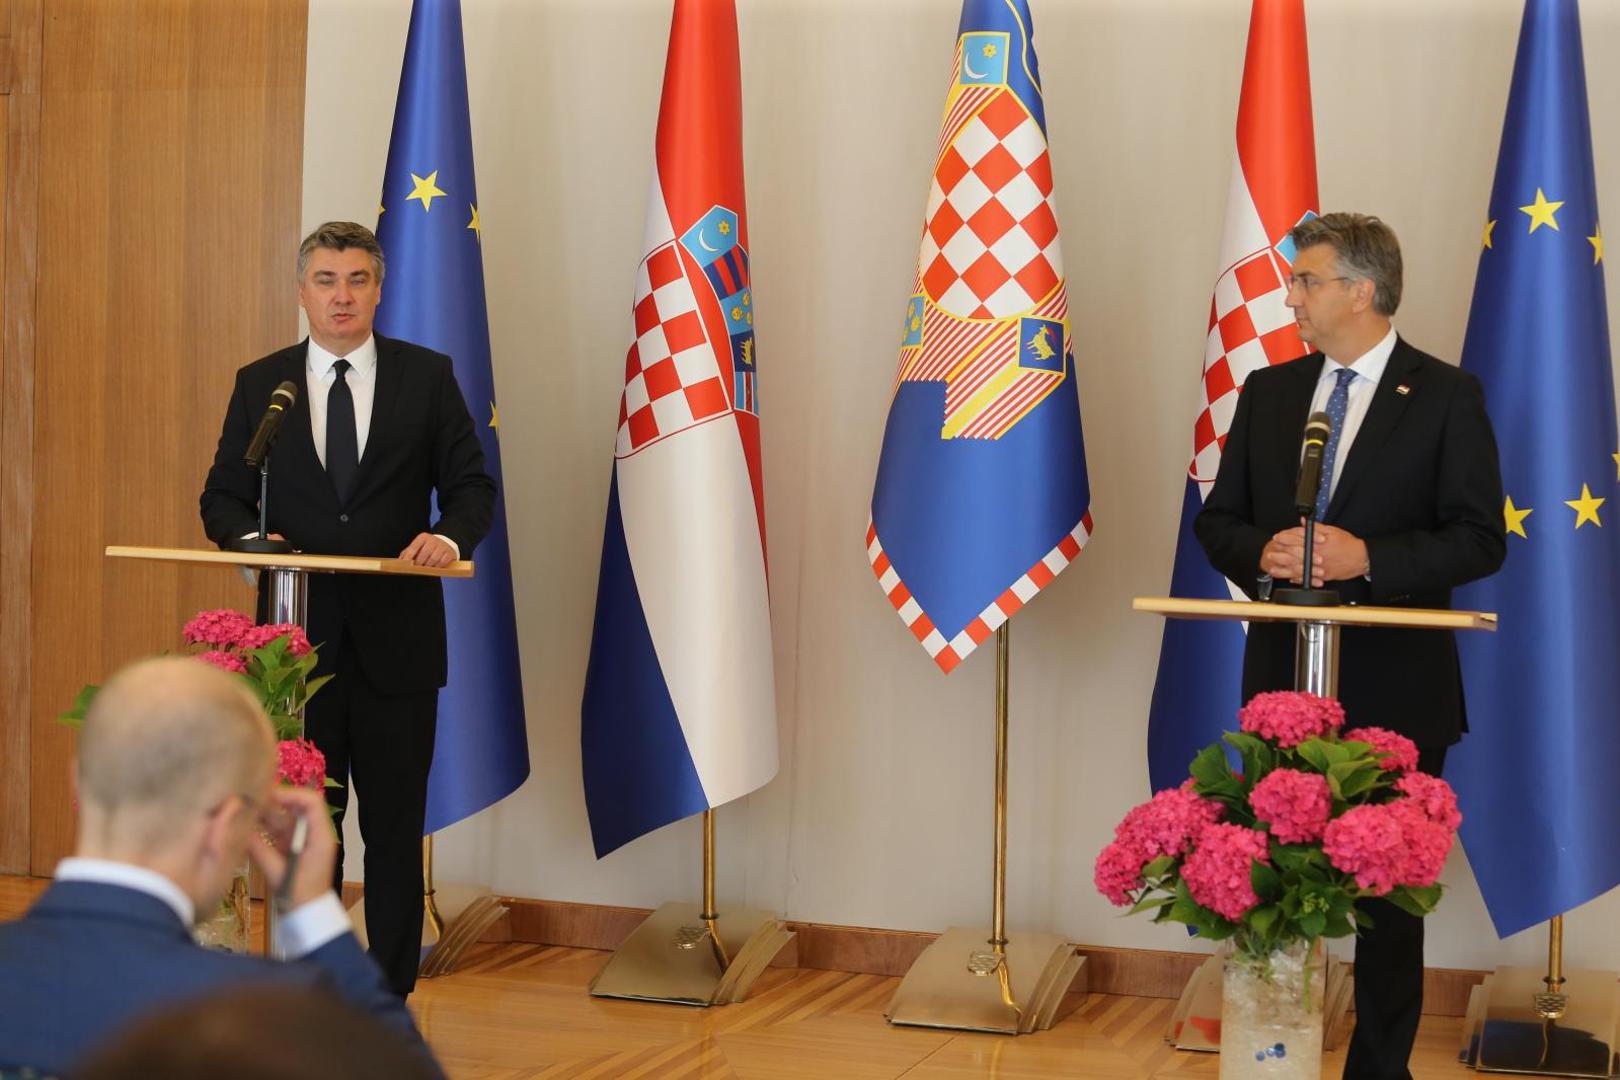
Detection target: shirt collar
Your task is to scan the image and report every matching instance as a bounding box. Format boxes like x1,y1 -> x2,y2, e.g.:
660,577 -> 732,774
55,856 -> 196,927
1322,326 -> 1397,388
307,333 -> 378,379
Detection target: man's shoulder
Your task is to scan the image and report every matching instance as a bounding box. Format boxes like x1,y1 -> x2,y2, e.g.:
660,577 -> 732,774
1391,337 -> 1480,392
236,341 -> 306,381
376,333 -> 452,369
1240,352 -> 1322,394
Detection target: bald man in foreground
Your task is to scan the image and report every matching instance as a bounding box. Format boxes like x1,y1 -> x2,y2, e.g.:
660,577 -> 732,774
0,658 -> 443,1078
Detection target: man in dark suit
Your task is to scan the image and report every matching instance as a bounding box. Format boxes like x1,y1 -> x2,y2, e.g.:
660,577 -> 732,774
1196,213 -> 1506,1079
0,658 -> 443,1078
200,222 -> 495,996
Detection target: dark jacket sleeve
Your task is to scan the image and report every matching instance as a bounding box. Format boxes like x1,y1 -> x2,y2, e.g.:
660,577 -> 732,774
301,933 -> 447,1078
1194,380 -> 1272,596
1364,370 -> 1507,598
199,366 -> 267,545
428,358 -> 496,559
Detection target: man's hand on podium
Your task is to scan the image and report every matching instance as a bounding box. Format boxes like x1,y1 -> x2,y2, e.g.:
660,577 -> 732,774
400,532 -> 457,568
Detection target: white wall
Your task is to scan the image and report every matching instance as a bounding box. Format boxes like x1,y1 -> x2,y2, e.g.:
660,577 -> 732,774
303,0 -> 1620,972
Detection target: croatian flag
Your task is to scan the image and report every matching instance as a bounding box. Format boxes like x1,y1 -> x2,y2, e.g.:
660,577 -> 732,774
581,0 -> 777,859
1146,0 -> 1319,790
868,0 -> 1091,673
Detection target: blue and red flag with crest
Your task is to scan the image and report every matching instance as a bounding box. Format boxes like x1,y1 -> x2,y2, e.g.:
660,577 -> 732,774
1146,0 -> 1319,790
868,0 -> 1091,673
581,0 -> 777,858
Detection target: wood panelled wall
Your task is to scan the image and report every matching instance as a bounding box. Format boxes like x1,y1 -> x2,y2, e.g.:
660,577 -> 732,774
0,0 -> 307,875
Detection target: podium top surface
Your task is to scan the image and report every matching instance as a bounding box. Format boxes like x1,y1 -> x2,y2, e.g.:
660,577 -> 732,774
106,545 -> 474,579
1133,596 -> 1495,631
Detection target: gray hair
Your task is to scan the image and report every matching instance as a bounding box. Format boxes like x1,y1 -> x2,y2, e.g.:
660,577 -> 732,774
296,221 -> 386,284
1288,212 -> 1403,317
78,657 -> 274,850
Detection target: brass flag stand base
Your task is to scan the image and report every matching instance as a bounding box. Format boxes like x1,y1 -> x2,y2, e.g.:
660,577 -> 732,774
886,626 -> 1086,1034
588,810 -> 795,1006
1460,915 -> 1620,1076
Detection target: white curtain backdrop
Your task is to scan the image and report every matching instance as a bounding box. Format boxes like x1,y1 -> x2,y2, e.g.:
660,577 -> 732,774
304,0 -> 1620,971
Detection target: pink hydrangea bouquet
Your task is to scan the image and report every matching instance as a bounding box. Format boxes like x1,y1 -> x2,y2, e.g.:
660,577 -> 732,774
1095,691 -> 1461,960
60,609 -> 333,788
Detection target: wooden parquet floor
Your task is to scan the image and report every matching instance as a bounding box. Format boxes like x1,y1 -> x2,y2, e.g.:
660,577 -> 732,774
412,941 -> 1468,1079
2,877 -> 1472,1078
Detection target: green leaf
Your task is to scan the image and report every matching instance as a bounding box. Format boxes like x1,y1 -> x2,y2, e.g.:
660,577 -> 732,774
1189,744 -> 1236,788
1127,894 -> 1171,918
57,683 -> 101,728
1141,854 -> 1175,879
1251,861 -> 1282,900
1386,884 -> 1443,918
1248,903 -> 1281,937
1299,911 -> 1327,937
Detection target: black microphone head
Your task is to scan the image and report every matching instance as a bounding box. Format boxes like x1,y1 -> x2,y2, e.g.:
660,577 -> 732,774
271,380 -> 299,409
1302,410 -> 1332,447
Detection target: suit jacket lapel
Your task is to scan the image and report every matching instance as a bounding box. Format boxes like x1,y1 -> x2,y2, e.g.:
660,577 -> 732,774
1326,337 -> 1420,519
351,334 -> 405,504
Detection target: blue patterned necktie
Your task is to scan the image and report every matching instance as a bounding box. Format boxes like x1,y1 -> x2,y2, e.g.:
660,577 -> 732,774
1314,365 -> 1356,520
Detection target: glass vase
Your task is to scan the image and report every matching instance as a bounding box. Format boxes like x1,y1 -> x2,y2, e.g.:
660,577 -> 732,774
192,864 -> 252,954
1220,937 -> 1326,1080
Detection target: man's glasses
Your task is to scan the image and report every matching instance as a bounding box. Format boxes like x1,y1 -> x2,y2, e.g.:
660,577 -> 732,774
1286,273 -> 1354,292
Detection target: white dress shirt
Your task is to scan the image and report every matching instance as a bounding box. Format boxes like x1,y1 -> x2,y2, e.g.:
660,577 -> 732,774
56,856 -> 351,958
1309,326 -> 1397,504
307,335 -> 379,467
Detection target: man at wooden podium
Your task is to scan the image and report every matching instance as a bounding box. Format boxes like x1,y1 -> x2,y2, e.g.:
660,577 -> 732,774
200,222 -> 495,996
1195,213 -> 1506,1078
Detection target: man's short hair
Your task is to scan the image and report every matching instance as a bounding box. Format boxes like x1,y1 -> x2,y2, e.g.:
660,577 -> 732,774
1288,212 -> 1403,317
297,221 -> 386,284
78,657 -> 273,846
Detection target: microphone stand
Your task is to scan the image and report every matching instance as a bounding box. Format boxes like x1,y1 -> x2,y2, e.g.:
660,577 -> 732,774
230,454 -> 295,555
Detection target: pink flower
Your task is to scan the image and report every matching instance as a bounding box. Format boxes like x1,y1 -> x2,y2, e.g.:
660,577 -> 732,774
1342,727 -> 1420,774
1249,768 -> 1332,843
1238,691 -> 1345,748
1322,803 -> 1408,895
1113,786 -> 1225,861
1394,772 -> 1462,830
196,650 -> 248,675
182,609 -> 254,648
1391,801 -> 1453,888
277,738 -> 327,789
239,622 -> 312,658
1094,841 -> 1147,906
1181,823 -> 1270,921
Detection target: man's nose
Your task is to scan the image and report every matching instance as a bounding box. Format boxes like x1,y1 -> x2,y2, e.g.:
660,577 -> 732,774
333,280 -> 353,303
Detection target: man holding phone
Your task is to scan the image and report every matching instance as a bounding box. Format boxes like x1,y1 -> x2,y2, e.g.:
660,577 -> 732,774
0,657 -> 444,1079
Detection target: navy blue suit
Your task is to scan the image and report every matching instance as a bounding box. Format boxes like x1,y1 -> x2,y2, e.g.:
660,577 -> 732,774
0,882 -> 440,1078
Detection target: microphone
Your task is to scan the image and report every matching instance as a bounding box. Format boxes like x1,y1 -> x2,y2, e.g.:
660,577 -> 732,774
1293,411 -> 1332,516
244,381 -> 298,470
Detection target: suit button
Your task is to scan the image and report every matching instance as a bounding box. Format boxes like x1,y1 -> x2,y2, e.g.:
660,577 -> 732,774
339,514 -> 350,523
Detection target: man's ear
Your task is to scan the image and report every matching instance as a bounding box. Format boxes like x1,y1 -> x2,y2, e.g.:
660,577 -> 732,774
199,794 -> 246,869
1351,277 -> 1378,315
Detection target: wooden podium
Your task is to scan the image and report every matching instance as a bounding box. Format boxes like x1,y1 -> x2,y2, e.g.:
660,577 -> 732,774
105,545 -> 474,962
1133,596 -> 1497,1053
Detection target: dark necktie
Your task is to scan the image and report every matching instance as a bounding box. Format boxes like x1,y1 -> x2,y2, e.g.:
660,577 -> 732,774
326,358 -> 359,503
1314,365 -> 1356,520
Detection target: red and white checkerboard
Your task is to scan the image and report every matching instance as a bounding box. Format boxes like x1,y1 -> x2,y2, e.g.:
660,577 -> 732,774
1189,247 -> 1305,486
617,243 -> 731,458
917,88 -> 1063,321
867,511 -> 1093,674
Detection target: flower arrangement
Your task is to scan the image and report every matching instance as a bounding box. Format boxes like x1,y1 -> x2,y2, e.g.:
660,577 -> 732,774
1095,691 -> 1460,963
60,609 -> 334,790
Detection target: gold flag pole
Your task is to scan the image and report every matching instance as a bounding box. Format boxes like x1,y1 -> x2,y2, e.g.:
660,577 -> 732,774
424,835 -> 445,942
589,804 -> 792,1005
887,622 -> 1084,1033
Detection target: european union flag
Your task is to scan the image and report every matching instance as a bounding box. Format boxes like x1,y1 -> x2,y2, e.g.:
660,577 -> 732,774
1452,0 -> 1620,937
375,0 -> 529,834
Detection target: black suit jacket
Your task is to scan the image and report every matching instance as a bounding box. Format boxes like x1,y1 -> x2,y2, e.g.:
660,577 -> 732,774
0,881 -> 441,1077
1194,337 -> 1506,747
200,335 -> 495,691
